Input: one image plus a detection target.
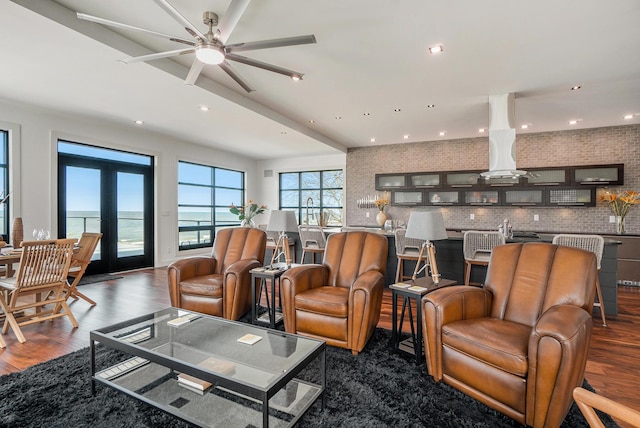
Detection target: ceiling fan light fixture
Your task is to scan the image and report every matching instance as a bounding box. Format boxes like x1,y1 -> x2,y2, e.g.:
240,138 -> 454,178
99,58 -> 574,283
195,45 -> 225,65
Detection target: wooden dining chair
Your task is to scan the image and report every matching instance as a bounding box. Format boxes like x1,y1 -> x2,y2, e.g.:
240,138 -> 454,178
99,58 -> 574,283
64,232 -> 103,306
0,238 -> 78,344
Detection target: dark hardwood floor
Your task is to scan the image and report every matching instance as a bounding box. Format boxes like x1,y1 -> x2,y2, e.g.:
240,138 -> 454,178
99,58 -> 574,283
1,268 -> 638,427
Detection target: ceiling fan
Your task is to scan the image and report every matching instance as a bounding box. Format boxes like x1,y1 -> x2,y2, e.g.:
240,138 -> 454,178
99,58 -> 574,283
76,0 -> 316,92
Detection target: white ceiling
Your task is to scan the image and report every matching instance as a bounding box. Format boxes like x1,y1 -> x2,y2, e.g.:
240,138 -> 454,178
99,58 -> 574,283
2,0 -> 639,161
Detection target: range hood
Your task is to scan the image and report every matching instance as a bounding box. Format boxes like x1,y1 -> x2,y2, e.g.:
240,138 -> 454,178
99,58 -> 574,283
480,93 -> 527,179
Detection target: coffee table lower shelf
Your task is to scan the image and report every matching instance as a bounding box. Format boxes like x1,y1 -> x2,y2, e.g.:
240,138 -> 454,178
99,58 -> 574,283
94,360 -> 322,428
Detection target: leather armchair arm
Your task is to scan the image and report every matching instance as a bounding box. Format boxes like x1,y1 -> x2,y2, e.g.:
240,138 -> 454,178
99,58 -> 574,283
421,285 -> 492,381
526,305 -> 593,428
167,257 -> 217,307
280,265 -> 329,333
348,270 -> 385,353
223,258 -> 263,320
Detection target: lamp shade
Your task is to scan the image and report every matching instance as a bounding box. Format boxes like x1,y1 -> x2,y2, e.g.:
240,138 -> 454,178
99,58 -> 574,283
267,210 -> 298,232
405,211 -> 448,242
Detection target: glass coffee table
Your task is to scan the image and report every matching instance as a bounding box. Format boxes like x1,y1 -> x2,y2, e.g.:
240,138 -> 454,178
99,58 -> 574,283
90,307 -> 325,427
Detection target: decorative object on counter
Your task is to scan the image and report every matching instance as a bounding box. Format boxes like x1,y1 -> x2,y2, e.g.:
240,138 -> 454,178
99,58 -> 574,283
357,195 -> 377,209
375,195 -> 390,227
12,217 -> 23,248
498,218 -> 513,239
229,200 -> 266,228
599,189 -> 639,234
266,210 -> 298,266
316,210 -> 329,227
405,211 -> 448,283
32,229 -> 51,240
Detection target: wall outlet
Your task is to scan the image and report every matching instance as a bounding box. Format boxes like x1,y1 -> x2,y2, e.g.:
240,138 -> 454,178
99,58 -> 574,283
470,213 -> 475,220
366,211 -> 370,218
533,214 -> 539,221
609,215 -> 616,223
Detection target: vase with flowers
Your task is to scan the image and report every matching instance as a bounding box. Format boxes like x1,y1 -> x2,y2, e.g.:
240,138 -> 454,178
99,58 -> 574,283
374,196 -> 389,227
230,200 -> 267,228
599,190 -> 639,234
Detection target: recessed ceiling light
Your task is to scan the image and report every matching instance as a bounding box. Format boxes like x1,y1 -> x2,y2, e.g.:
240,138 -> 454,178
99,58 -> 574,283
439,131 -> 446,136
521,124 -> 528,129
403,135 -> 409,139
281,131 -> 287,135
429,45 -> 444,54
623,114 -> 634,120
568,119 -> 578,125
571,85 -> 582,91
308,119 -> 316,124
370,138 -> 376,143
134,120 -> 143,125
199,106 -> 210,111
335,116 -> 342,120
363,112 -> 371,116
426,104 -> 435,108
394,108 -> 401,112
478,128 -> 486,133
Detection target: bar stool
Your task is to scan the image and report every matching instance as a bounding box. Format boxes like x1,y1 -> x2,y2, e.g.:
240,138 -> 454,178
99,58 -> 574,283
394,229 -> 426,283
552,234 -> 606,326
298,225 -> 326,264
463,231 -> 505,286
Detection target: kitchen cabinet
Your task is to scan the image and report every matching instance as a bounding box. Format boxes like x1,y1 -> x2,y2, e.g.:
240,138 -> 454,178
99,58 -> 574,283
464,190 -> 500,205
504,189 -> 544,206
427,191 -> 460,206
573,164 -> 623,185
444,171 -> 480,187
525,168 -> 567,185
391,190 -> 423,205
409,173 -> 440,188
376,173 -> 407,190
548,187 -> 595,206
377,163 -> 622,208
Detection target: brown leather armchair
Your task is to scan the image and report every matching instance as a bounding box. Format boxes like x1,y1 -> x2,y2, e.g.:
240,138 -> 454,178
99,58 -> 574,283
168,227 -> 267,320
280,231 -> 387,355
422,242 -> 597,428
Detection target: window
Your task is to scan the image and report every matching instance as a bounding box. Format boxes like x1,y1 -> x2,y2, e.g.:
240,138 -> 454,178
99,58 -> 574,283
178,161 -> 245,250
279,170 -> 344,226
0,130 -> 8,239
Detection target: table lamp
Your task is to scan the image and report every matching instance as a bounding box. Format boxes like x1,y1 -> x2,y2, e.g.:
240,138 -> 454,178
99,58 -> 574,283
266,210 -> 298,267
405,211 -> 448,283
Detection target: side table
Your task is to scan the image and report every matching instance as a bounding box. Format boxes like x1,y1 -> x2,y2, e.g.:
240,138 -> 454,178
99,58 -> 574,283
251,263 -> 299,328
390,277 -> 456,364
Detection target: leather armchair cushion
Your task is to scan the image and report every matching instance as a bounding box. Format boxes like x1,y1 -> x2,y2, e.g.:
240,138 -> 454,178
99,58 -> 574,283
443,318 -> 531,377
179,274 -> 223,298
295,286 -> 349,317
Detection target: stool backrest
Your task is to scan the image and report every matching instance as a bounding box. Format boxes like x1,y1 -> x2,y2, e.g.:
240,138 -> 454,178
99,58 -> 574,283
552,234 -> 604,270
463,231 -> 505,260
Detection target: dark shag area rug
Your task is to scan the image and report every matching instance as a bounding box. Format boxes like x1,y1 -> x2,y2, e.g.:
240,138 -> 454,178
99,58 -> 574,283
0,328 -> 616,428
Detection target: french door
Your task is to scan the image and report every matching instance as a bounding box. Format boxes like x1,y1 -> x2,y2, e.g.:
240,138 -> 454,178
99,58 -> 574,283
57,144 -> 154,274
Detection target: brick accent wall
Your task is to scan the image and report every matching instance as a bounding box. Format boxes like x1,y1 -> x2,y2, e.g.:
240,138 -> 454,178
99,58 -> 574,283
346,124 -> 640,235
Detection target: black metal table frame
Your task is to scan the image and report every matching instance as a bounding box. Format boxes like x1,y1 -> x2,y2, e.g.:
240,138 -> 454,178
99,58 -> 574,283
251,268 -> 286,329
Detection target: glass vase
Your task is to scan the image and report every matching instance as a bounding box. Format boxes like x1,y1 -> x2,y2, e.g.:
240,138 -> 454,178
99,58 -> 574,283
240,218 -> 256,228
616,216 -> 625,235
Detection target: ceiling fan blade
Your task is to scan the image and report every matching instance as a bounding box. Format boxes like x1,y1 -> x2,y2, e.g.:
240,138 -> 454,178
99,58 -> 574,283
77,12 -> 194,45
122,48 -> 194,64
152,0 -> 208,41
215,0 -> 251,44
226,35 -> 316,53
226,53 -> 304,79
219,61 -> 255,93
184,59 -> 205,86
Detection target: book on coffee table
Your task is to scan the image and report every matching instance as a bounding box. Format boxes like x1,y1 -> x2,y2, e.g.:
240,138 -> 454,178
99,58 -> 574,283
177,357 -> 236,394
237,333 -> 262,345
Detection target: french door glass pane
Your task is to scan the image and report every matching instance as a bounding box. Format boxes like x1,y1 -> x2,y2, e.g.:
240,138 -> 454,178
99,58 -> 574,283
66,166 -> 102,260
117,172 -> 144,257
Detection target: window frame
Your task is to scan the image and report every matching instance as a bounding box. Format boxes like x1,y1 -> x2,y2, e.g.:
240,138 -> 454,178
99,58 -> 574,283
178,160 -> 245,251
279,169 -> 344,226
0,130 -> 9,240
